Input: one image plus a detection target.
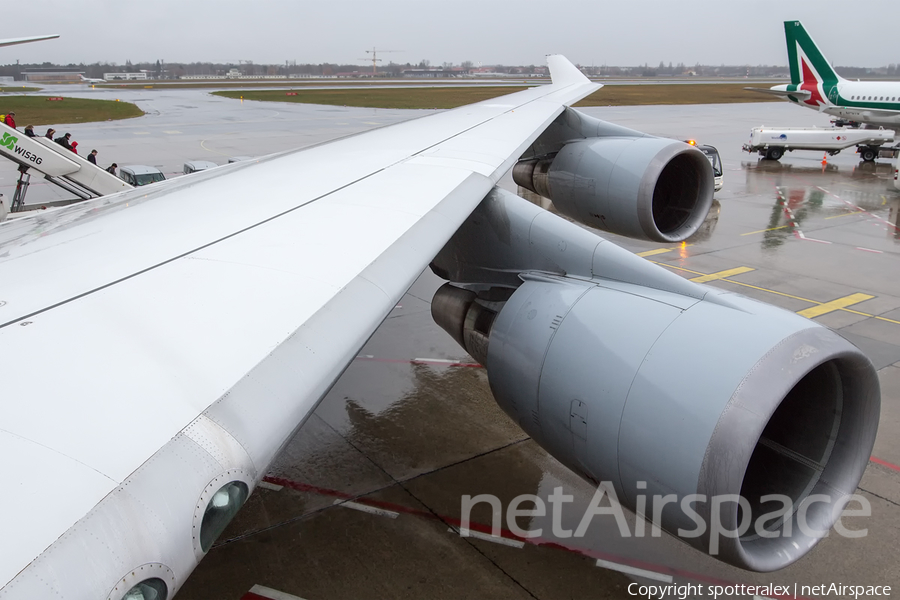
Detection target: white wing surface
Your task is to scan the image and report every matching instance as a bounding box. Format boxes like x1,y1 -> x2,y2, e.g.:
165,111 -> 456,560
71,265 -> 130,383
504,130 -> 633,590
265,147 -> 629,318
0,57 -> 597,597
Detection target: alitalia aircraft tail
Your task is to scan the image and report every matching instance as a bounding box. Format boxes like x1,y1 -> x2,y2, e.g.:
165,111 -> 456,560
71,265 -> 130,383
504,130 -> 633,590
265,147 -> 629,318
784,20 -> 844,86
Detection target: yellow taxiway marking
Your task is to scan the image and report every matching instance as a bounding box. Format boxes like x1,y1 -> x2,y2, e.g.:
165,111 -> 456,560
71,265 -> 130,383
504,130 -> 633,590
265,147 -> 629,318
740,225 -> 789,236
651,261 -> 900,325
689,267 -> 755,283
636,248 -> 674,257
797,293 -> 875,319
636,244 -> 693,258
825,210 -> 864,220
660,263 -> 827,303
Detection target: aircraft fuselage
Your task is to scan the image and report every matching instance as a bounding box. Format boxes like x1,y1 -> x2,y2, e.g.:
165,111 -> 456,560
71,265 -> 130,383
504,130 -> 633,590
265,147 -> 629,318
770,81 -> 900,129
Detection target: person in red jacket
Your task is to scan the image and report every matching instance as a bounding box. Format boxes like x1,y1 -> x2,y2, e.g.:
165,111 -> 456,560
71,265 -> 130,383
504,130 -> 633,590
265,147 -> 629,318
4,112 -> 15,129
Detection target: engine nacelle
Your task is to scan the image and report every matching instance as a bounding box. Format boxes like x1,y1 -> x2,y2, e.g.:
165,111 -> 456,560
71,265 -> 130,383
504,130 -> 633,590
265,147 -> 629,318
513,137 -> 714,242
433,276 -> 879,571
431,188 -> 880,572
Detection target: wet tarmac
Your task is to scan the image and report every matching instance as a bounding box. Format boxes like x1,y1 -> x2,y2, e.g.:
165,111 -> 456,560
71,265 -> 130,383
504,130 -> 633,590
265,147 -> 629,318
0,86 -> 431,206
3,92 -> 898,598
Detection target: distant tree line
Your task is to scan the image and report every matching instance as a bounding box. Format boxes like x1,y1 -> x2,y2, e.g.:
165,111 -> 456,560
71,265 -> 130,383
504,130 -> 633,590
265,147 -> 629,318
0,59 -> 897,80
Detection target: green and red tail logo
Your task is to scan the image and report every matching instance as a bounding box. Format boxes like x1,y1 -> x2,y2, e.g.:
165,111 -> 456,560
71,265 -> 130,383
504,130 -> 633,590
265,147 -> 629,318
784,21 -> 841,107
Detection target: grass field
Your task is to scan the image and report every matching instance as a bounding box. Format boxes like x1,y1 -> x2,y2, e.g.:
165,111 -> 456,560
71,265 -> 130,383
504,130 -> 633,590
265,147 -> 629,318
575,84 -> 780,106
97,80 -> 531,90
213,84 -> 780,110
213,87 -> 532,109
0,86 -> 42,93
0,96 -> 143,126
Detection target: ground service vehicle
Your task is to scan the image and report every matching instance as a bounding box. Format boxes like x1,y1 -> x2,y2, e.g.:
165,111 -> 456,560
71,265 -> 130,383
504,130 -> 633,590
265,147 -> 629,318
694,142 -> 723,191
742,126 -> 895,161
119,165 -> 167,186
183,161 -> 218,175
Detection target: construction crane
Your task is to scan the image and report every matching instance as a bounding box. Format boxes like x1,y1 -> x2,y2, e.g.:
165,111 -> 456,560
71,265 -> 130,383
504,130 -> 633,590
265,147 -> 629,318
358,48 -> 401,76
234,59 -> 253,76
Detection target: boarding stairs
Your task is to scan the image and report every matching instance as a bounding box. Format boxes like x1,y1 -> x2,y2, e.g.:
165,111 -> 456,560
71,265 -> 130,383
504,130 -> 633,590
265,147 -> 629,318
0,121 -> 132,211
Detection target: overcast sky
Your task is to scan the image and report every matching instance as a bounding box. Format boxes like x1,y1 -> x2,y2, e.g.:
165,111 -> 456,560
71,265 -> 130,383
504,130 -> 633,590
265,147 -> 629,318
6,0 -> 900,68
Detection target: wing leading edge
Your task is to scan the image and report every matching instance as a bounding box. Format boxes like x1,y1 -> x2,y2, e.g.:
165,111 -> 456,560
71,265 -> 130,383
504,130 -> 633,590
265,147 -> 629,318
0,34 -> 59,48
0,57 -> 598,595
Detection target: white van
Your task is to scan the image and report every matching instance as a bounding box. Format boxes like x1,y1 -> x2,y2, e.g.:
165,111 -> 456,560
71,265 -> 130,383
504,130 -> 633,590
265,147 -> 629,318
183,160 -> 218,175
119,165 -> 166,187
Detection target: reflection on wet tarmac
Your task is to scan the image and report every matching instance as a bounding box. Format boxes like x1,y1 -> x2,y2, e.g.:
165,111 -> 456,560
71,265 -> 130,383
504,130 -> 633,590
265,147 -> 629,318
889,197 -> 900,239
341,363 -> 518,479
741,157 -> 900,249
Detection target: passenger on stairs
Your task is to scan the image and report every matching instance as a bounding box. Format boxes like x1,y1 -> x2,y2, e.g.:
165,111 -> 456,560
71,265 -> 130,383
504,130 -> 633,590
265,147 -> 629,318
54,132 -> 72,150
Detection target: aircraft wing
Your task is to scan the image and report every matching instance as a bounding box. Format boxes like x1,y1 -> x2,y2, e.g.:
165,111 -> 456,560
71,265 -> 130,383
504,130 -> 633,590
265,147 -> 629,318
0,56 -> 598,596
0,34 -> 59,48
744,86 -> 812,100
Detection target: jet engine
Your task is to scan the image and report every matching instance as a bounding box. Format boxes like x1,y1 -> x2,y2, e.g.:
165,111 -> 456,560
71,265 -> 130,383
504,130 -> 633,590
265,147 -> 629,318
512,107 -> 714,242
431,188 -> 880,571
513,137 -> 714,242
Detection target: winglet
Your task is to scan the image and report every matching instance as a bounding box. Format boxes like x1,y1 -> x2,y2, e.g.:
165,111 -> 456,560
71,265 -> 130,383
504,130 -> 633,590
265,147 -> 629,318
547,55 -> 590,86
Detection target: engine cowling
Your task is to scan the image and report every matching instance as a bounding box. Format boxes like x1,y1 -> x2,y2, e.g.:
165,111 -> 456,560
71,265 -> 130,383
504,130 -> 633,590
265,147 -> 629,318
433,276 -> 879,571
513,137 -> 715,242
431,188 -> 880,572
